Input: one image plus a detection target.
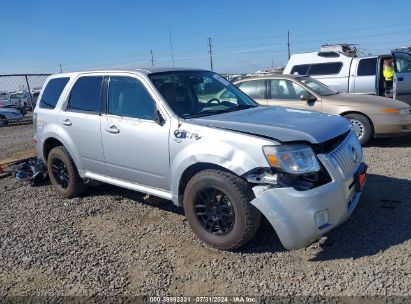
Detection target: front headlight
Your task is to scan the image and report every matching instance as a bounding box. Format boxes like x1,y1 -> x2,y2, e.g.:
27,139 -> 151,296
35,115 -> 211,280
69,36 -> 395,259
263,145 -> 321,175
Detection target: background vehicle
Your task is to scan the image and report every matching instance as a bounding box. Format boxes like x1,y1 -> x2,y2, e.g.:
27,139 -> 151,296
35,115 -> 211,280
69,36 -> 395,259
235,75 -> 411,144
9,91 -> 30,109
0,107 -> 23,127
0,93 -> 26,115
34,68 -> 365,251
283,45 -> 411,105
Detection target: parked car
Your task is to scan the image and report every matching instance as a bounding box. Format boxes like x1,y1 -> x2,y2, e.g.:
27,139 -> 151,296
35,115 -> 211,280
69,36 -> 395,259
34,68 -> 366,250
283,46 -> 411,105
0,107 -> 24,127
234,75 -> 411,144
9,91 -> 30,109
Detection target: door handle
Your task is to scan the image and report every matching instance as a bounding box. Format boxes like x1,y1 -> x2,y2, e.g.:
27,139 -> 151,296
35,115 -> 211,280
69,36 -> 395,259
398,77 -> 404,81
62,119 -> 72,126
105,125 -> 120,134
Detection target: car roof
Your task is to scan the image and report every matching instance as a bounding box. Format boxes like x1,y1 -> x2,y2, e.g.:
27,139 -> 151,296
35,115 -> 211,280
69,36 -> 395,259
234,74 -> 302,83
50,67 -> 208,78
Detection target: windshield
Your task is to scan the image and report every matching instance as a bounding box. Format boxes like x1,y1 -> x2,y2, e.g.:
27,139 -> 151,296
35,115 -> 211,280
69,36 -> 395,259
149,71 -> 258,118
298,76 -> 337,96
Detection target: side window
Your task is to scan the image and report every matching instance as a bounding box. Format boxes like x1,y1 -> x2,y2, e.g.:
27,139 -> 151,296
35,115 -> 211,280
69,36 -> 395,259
394,53 -> 411,73
39,77 -> 70,109
307,62 -> 342,75
271,80 -> 293,99
357,58 -> 377,76
108,76 -> 155,120
290,65 -> 310,75
238,80 -> 266,99
291,82 -> 309,97
68,76 -> 103,112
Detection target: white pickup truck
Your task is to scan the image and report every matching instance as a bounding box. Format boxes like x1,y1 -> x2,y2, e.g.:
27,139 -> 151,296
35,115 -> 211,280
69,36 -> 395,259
284,47 -> 411,105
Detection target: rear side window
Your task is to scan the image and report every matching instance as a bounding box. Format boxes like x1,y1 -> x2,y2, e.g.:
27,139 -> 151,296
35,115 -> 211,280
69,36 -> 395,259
39,77 -> 69,109
307,62 -> 342,75
108,76 -> 155,120
291,63 -> 342,76
357,58 -> 377,76
68,76 -> 103,113
290,65 -> 310,75
238,80 -> 266,99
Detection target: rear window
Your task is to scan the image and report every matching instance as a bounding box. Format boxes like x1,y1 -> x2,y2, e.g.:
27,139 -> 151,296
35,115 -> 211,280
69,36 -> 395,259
357,58 -> 377,76
238,80 -> 266,99
39,77 -> 69,109
291,63 -> 342,76
68,76 -> 103,113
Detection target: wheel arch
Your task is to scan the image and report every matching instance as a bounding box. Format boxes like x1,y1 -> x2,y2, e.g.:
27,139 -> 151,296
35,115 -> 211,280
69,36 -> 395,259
176,162 -> 240,207
339,111 -> 375,136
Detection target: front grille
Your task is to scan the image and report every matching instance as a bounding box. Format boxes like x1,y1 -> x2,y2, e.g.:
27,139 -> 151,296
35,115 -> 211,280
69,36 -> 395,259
326,131 -> 362,180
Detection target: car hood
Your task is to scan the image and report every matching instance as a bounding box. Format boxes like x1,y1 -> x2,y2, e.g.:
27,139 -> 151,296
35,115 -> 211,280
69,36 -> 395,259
188,106 -> 351,144
324,93 -> 409,109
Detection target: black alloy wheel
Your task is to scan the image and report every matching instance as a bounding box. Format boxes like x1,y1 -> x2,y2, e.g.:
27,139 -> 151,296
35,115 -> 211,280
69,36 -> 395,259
194,187 -> 235,236
51,158 -> 69,189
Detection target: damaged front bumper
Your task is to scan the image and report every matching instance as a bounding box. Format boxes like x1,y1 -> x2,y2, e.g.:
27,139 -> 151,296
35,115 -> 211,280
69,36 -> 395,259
250,154 -> 367,250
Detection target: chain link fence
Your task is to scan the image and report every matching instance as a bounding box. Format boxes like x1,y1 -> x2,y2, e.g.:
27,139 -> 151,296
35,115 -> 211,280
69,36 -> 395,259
0,74 -> 49,165
0,74 -> 50,127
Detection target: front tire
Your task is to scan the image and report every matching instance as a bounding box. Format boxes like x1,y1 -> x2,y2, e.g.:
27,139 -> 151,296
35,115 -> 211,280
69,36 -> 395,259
47,146 -> 87,198
344,113 -> 373,145
0,115 -> 7,127
183,169 -> 261,250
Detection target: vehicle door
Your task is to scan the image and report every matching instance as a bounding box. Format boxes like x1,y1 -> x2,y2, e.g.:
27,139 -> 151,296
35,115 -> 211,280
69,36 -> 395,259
267,79 -> 321,112
58,76 -> 107,174
236,79 -> 268,105
392,51 -> 411,104
101,75 -> 170,191
351,57 -> 378,95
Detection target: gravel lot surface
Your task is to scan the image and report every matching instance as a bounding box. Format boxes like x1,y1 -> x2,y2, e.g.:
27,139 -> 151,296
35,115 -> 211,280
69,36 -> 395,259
0,129 -> 410,298
0,124 -> 35,163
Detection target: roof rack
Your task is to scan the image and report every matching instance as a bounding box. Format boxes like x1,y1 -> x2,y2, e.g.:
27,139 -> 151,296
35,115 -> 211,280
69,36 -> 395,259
320,44 -> 358,57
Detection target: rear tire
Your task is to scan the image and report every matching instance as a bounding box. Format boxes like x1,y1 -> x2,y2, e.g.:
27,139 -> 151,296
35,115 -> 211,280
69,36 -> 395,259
183,169 -> 261,250
47,146 -> 87,198
344,113 -> 373,145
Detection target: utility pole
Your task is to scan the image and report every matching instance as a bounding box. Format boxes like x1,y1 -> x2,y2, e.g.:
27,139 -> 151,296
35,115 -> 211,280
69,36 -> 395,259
271,60 -> 274,69
150,50 -> 154,66
208,37 -> 213,71
169,28 -> 175,67
59,63 -> 63,73
287,30 -> 291,60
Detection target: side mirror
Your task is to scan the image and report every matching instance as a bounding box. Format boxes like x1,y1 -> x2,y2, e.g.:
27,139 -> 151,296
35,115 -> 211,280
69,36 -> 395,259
300,92 -> 316,102
155,109 -> 165,126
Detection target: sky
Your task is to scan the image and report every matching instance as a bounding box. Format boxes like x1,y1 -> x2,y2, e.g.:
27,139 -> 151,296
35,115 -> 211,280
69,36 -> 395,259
1,0 -> 410,74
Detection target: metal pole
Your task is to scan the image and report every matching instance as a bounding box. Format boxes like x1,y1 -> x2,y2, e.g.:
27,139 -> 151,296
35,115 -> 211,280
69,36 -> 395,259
24,75 -> 34,110
287,30 -> 291,60
150,50 -> 154,66
59,63 -> 63,73
208,37 -> 214,71
169,28 -> 175,67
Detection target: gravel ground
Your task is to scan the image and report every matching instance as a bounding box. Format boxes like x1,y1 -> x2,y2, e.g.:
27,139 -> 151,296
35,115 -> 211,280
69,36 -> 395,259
0,134 -> 410,298
0,124 -> 35,163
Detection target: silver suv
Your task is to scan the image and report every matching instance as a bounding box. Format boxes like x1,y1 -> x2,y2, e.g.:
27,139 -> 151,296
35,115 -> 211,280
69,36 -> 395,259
34,68 -> 367,250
